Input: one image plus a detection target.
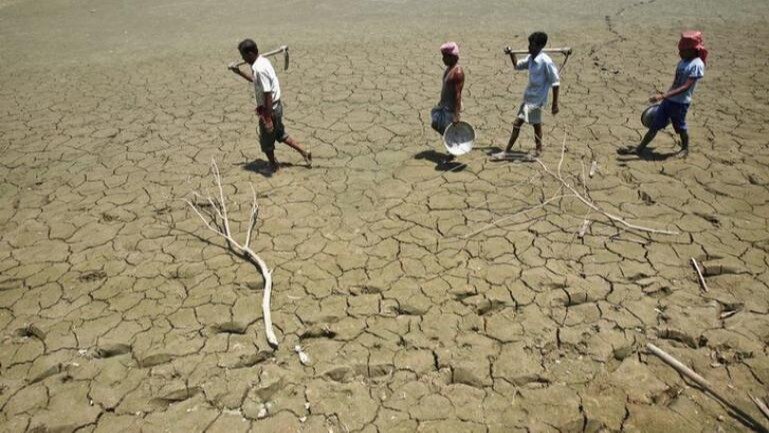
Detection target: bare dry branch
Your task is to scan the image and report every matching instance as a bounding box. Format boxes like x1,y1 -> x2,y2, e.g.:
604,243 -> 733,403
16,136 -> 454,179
535,140 -> 680,236
187,160 -> 279,348
462,193 -> 567,239
749,394 -> 769,422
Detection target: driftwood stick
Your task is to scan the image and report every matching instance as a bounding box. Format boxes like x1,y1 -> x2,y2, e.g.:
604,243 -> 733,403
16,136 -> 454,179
212,160 -> 232,239
647,343 -> 714,390
647,343 -> 769,432
691,257 -> 710,292
535,141 -> 679,236
245,184 -> 259,249
244,245 -> 278,348
557,137 -> 567,178
461,193 -> 566,239
749,394 -> 769,422
186,160 -> 279,348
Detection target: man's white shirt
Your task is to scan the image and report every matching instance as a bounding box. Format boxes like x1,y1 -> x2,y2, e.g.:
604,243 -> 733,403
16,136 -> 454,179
515,52 -> 560,108
251,55 -> 281,108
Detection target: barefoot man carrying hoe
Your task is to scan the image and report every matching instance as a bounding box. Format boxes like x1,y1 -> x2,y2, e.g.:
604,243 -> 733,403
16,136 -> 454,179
229,39 -> 311,173
492,32 -> 560,160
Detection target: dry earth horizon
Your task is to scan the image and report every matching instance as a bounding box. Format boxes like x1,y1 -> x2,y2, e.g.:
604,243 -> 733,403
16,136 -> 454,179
1,0 -> 769,432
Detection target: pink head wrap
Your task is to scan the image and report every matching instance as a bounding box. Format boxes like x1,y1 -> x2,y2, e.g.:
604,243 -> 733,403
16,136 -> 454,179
678,31 -> 708,64
440,41 -> 459,57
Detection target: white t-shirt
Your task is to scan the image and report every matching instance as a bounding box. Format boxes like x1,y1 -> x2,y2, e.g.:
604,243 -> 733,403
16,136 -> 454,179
251,55 -> 281,108
515,52 -> 560,108
668,57 -> 704,104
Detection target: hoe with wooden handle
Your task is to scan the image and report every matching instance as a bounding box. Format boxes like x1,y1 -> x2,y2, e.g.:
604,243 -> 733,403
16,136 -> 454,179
229,45 -> 290,71
503,47 -> 572,56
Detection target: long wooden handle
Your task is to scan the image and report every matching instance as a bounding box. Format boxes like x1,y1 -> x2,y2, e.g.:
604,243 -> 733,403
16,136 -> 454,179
504,47 -> 573,56
232,45 -> 289,67
262,45 -> 288,58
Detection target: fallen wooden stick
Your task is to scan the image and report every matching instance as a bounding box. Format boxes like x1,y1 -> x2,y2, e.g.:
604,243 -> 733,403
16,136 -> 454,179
186,159 -> 279,348
461,193 -> 567,239
647,343 -> 769,432
749,394 -> 769,422
691,257 -> 710,292
535,139 -> 680,236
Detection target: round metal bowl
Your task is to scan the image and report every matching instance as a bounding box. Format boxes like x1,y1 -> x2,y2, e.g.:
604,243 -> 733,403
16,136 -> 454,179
641,103 -> 669,129
443,121 -> 475,156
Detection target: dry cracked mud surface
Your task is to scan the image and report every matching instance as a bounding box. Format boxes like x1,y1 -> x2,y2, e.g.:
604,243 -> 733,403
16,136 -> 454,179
1,0 -> 769,432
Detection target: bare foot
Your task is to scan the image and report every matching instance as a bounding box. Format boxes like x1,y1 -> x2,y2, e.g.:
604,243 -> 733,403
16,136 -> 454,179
303,151 -> 312,168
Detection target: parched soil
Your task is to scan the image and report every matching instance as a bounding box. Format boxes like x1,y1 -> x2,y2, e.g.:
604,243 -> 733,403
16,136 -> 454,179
1,0 -> 769,432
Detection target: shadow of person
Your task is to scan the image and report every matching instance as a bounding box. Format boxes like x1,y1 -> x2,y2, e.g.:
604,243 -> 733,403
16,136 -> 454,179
486,149 -> 535,163
414,149 -> 467,172
240,159 -> 297,178
476,145 -> 503,153
616,146 -> 681,163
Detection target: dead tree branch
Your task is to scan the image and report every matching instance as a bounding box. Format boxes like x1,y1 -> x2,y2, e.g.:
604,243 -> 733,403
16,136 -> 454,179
185,159 -> 279,348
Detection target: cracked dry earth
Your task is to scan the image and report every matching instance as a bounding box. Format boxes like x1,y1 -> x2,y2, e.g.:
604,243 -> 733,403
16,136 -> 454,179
2,0 -> 769,432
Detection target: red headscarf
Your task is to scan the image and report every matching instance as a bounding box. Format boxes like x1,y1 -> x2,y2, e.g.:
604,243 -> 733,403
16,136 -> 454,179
678,31 -> 708,64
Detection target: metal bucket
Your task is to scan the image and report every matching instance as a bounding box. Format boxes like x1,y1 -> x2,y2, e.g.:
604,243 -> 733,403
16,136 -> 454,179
443,121 -> 475,156
641,103 -> 669,129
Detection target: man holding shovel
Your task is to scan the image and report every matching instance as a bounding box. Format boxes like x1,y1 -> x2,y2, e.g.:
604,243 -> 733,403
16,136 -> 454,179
229,38 -> 311,174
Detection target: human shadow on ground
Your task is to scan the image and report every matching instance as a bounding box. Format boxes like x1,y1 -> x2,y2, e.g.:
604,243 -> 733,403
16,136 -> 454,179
615,146 -> 682,163
241,159 -> 298,177
414,149 -> 467,172
483,147 -> 536,163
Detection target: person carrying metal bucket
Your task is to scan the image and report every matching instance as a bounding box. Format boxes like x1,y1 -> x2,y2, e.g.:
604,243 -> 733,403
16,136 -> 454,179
620,31 -> 708,158
430,42 -> 465,161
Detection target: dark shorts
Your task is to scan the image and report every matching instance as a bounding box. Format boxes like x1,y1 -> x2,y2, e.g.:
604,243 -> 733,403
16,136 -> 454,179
258,101 -> 289,153
651,99 -> 690,132
430,107 -> 452,135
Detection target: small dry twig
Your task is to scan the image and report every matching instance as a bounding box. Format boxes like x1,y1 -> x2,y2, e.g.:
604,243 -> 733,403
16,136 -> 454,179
535,139 -> 679,236
647,343 -> 769,432
749,394 -> 769,422
578,219 -> 591,238
691,257 -> 710,292
462,193 -> 566,239
185,159 -> 279,348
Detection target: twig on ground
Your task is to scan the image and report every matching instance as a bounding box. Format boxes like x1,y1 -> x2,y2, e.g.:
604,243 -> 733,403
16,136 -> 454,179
647,343 -> 769,433
578,219 -> 591,238
185,159 -> 279,348
535,139 -> 680,236
691,257 -> 710,292
749,394 -> 769,422
461,193 -> 566,239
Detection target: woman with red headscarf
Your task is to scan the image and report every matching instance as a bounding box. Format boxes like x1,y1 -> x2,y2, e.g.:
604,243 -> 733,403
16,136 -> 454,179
622,31 -> 707,158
